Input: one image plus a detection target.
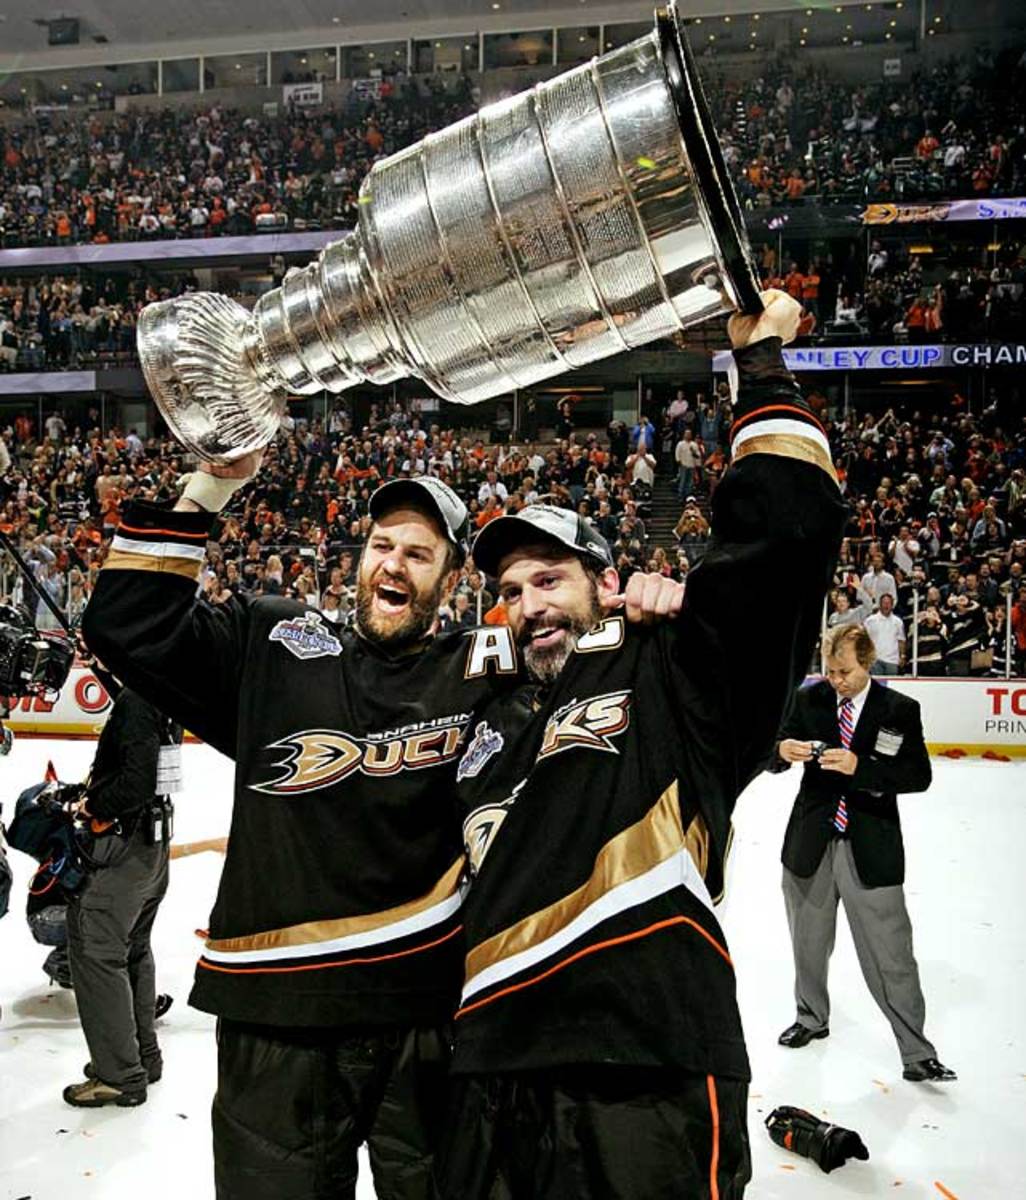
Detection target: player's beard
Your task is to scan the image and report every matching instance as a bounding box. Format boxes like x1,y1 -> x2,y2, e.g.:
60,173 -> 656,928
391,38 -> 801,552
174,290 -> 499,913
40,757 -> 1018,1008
355,565 -> 448,652
517,578 -> 603,685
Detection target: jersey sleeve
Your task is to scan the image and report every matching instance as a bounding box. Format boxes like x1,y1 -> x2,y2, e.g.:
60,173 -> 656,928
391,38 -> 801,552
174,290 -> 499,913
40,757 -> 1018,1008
81,501 -> 249,758
669,336 -> 847,799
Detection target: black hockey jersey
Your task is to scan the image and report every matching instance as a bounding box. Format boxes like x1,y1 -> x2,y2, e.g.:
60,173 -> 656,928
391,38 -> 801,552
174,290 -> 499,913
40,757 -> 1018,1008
82,517 -> 518,1029
451,338 -> 847,1081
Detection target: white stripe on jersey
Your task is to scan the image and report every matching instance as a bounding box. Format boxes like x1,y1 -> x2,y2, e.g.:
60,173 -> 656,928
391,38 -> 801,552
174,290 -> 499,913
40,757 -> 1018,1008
110,536 -> 207,562
460,848 -> 713,1004
732,416 -> 831,460
201,882 -> 467,965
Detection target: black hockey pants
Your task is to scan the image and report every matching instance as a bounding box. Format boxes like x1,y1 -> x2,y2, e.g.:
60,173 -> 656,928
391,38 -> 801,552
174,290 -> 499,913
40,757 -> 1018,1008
435,1067 -> 752,1200
213,1019 -> 450,1200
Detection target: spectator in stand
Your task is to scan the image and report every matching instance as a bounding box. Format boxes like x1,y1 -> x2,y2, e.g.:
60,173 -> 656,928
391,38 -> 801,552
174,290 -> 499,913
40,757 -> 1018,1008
945,592 -> 988,675
908,602 -> 949,676
861,552 -> 897,609
828,579 -> 874,628
673,430 -> 703,500
865,593 -> 906,675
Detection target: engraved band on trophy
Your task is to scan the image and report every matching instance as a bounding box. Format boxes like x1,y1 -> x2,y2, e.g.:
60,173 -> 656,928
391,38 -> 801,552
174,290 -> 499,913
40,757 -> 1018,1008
137,1 -> 761,463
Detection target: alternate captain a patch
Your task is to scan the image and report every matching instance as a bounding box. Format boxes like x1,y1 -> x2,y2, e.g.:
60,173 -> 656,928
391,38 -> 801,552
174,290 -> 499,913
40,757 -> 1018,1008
269,612 -> 343,661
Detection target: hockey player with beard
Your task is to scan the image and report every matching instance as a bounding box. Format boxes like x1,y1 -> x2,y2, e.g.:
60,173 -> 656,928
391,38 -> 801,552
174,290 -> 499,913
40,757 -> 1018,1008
436,290 -> 847,1200
82,473 -> 505,1199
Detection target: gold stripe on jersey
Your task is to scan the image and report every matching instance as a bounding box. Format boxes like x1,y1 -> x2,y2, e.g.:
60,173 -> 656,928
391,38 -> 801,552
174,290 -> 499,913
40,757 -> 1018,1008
102,549 -> 204,580
684,811 -> 710,880
464,781 -> 697,985
204,857 -> 464,955
733,433 -> 838,484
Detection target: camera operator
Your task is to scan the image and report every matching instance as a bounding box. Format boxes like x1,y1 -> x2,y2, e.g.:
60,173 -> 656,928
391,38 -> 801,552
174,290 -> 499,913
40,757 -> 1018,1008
62,684 -> 182,1108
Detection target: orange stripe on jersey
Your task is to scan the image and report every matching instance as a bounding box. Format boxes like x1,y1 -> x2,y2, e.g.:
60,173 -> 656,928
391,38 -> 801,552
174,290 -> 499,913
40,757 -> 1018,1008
196,923 -> 461,974
707,1075 -> 721,1200
116,521 -> 210,541
730,403 -> 824,439
455,915 -> 731,1020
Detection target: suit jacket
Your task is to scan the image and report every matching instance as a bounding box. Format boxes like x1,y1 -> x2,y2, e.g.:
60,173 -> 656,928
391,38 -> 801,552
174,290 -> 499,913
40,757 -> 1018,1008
775,679 -> 931,887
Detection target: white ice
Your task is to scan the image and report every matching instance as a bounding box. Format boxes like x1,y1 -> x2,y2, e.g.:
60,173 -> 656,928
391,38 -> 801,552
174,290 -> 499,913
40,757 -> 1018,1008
1,739 -> 1023,1200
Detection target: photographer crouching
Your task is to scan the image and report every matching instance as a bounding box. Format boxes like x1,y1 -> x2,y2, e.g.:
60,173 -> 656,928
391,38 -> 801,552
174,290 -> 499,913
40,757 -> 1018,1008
62,681 -> 182,1108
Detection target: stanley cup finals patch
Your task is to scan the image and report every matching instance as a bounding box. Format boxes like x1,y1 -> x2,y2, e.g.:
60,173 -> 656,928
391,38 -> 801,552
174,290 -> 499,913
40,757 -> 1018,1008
269,613 -> 343,661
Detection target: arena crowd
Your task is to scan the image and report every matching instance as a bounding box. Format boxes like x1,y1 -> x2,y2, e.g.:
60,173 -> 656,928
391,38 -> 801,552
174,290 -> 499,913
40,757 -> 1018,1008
0,48 -> 1023,252
1,366 -> 1024,676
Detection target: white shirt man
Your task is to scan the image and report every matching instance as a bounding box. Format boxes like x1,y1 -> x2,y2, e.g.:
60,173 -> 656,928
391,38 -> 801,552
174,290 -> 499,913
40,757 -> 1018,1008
628,451 -> 656,488
477,476 -> 509,506
865,595 -> 905,675
861,557 -> 898,607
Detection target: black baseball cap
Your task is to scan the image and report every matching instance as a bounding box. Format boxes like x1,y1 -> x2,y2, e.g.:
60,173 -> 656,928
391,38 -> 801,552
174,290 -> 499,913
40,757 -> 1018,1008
369,477 -> 470,562
472,505 -> 614,577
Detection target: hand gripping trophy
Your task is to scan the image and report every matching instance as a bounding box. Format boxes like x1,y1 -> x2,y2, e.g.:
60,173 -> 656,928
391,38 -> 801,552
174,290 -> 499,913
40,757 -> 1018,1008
138,2 -> 762,462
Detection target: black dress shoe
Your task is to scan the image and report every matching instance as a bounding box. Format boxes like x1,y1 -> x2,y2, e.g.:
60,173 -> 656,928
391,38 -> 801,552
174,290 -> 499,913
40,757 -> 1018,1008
778,1021 -> 829,1048
903,1057 -> 956,1082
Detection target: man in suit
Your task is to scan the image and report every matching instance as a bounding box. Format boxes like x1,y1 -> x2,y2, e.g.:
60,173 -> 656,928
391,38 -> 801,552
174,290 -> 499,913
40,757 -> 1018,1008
773,622 -> 955,1083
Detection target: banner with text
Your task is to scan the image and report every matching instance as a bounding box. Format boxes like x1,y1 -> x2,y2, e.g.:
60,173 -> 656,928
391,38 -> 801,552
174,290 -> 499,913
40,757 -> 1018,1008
283,81 -> 324,107
862,197 -> 1026,224
712,343 -> 1026,374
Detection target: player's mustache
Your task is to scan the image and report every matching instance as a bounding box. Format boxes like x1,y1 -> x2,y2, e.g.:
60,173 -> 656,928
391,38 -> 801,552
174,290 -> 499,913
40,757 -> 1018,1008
518,616 -> 572,647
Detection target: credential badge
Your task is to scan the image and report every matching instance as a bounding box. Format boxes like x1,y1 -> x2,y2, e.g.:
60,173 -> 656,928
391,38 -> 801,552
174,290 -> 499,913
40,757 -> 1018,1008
269,612 -> 343,661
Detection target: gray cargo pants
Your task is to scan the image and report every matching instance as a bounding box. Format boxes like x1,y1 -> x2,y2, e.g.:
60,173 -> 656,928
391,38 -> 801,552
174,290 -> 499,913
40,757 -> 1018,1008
67,821 -> 169,1091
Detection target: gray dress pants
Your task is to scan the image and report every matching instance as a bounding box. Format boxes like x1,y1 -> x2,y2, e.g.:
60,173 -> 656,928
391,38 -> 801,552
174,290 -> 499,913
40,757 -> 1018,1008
67,822 -> 169,1090
782,839 -> 935,1065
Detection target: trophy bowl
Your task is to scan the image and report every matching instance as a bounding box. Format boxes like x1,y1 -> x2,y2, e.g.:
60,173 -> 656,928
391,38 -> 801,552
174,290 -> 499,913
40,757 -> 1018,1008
139,0 -> 761,463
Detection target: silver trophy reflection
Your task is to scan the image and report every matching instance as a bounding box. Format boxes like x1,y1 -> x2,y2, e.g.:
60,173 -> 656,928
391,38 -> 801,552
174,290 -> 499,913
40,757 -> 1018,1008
138,1 -> 761,463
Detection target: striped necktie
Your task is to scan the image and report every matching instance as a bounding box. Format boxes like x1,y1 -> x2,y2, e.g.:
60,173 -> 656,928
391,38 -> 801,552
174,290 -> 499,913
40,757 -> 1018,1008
833,697 -> 855,833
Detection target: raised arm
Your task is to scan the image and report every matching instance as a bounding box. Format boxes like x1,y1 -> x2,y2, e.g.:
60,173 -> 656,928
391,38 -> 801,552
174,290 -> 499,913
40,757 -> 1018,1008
81,500 -> 249,758
671,290 -> 847,799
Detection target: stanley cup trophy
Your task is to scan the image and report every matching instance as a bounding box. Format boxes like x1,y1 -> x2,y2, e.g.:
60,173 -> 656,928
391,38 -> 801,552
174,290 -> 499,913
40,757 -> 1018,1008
138,1 -> 762,462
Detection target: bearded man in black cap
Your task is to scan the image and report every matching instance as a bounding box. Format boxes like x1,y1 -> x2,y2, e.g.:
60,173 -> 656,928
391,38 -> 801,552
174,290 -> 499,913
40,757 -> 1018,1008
83,470 -> 510,1199
436,289 -> 847,1200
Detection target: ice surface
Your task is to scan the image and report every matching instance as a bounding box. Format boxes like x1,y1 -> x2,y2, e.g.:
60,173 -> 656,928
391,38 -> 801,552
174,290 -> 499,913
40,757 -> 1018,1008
1,739 -> 1023,1199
